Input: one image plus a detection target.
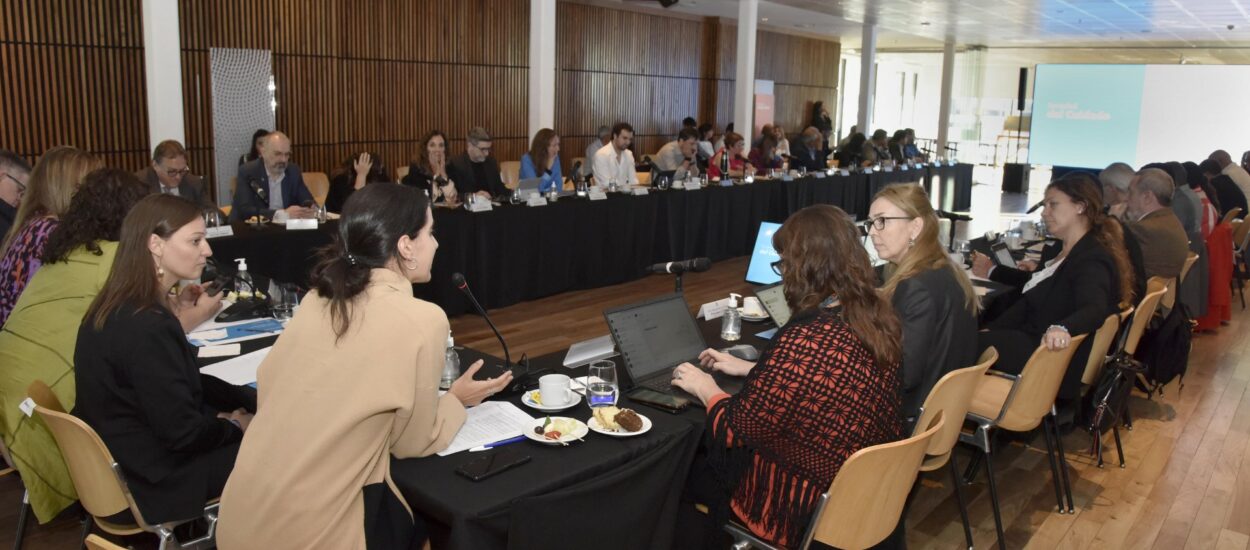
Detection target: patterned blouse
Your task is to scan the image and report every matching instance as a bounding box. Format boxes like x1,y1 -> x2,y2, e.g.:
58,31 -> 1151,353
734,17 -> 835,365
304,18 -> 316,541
0,216 -> 59,327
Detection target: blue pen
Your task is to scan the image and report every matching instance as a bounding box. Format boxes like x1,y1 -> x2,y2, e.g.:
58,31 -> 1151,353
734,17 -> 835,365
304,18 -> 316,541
469,435 -> 527,453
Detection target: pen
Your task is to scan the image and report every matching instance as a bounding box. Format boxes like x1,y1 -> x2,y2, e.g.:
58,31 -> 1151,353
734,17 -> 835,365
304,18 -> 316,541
468,435 -> 526,452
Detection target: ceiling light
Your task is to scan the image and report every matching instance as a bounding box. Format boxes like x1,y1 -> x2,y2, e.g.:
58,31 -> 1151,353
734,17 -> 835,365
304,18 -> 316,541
762,17 -> 769,21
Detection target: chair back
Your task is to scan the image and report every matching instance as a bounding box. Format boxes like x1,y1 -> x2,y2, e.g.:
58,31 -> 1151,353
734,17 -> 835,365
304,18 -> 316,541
805,412 -> 944,550
1080,309 -> 1131,386
304,172 -> 330,206
636,171 -> 652,186
915,348 -> 996,471
394,164 -> 410,182
84,535 -> 126,550
1125,280 -> 1169,355
27,381 -> 132,521
1221,208 -> 1243,226
500,160 -> 521,189
1234,217 -> 1250,251
997,335 -> 1087,432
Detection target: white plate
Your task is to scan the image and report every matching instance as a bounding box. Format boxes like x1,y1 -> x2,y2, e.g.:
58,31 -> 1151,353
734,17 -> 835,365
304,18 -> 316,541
587,413 -> 652,437
523,416 -> 589,445
740,310 -> 769,322
521,390 -> 583,412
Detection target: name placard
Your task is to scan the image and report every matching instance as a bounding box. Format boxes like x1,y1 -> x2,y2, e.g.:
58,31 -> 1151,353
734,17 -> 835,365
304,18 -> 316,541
206,226 -> 235,239
468,201 -> 494,212
526,196 -> 548,207
588,190 -> 608,201
839,169 -> 851,177
286,219 -> 318,230
696,298 -> 733,321
813,172 -> 827,179
685,183 -> 702,191
632,188 -> 649,196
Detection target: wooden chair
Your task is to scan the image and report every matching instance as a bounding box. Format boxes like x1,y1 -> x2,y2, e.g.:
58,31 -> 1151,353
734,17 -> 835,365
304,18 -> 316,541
395,164 -> 410,183
85,534 -> 126,550
303,172 -> 330,206
636,171 -> 652,186
1220,207 -> 1243,226
960,335 -> 1088,549
1160,250 -> 1198,312
1079,308 -> 1133,468
1232,218 -> 1250,309
27,381 -> 219,550
725,412 -> 945,550
912,347 -> 997,550
500,160 -> 521,190
1,441 -> 32,549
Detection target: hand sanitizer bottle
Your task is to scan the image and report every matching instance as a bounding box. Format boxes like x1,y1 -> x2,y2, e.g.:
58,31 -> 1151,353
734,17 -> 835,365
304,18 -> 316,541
234,258 -> 254,297
441,333 -> 460,390
721,293 -> 742,341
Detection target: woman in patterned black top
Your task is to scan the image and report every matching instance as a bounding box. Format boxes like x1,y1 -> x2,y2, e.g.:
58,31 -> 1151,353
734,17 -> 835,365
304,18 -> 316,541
673,204 -> 906,547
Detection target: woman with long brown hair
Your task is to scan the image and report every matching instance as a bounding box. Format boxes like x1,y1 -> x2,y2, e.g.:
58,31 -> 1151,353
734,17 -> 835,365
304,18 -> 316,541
0,146 -> 101,325
672,204 -> 905,547
519,128 -> 564,194
401,130 -> 458,204
75,194 -> 253,524
978,174 -> 1134,398
869,183 -> 979,424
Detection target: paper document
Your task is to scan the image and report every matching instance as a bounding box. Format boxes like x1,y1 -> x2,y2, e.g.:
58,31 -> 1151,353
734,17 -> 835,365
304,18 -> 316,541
437,401 -> 534,456
198,344 -> 241,358
974,286 -> 991,297
563,335 -> 616,368
200,346 -> 271,386
188,318 -> 286,347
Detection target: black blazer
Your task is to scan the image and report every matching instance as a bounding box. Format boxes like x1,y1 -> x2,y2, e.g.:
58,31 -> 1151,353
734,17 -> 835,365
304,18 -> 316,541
230,159 -> 314,221
788,141 -> 827,172
448,153 -> 505,198
74,303 -> 255,523
987,232 -> 1121,339
1211,175 -> 1248,220
135,167 -> 215,209
991,218 -> 1145,303
892,267 -> 978,420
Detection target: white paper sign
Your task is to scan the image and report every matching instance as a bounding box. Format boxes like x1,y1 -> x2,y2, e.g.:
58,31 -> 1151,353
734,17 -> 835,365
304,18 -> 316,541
839,169 -> 851,177
781,175 -> 794,182
671,180 -> 685,190
696,298 -> 733,320
588,189 -> 608,201
632,188 -> 649,196
198,344 -> 242,358
18,397 -> 35,417
685,183 -> 701,191
206,226 -> 235,239
883,166 -> 894,173
526,196 -> 548,207
900,165 -> 909,171
286,218 -> 318,230
814,172 -> 827,179
468,200 -> 494,212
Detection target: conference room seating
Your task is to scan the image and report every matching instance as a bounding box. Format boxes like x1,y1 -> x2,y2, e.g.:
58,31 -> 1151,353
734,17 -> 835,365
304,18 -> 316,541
27,381 -> 221,550
1161,251 -> 1200,311
912,348 -> 997,549
961,335 -> 1088,549
724,412 -> 945,550
1078,309 -> 1132,467
2,442 -> 31,549
303,171 -> 330,206
1232,219 -> 1250,309
1220,207 -> 1243,226
395,164 -> 410,183
500,160 -> 520,190
85,534 -> 126,550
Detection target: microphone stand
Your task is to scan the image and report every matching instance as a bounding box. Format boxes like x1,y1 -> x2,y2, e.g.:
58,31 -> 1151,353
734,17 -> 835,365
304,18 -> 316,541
675,273 -> 684,294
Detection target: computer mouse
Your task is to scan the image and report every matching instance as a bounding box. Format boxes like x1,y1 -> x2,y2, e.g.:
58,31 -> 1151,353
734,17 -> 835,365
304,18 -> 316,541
723,344 -> 760,361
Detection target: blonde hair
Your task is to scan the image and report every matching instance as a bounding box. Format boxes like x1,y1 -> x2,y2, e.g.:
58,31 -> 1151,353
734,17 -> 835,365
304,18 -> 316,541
875,184 -> 979,314
0,146 -> 101,256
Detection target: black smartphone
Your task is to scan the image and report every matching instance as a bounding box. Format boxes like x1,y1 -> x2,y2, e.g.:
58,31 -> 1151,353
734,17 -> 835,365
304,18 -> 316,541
455,447 -> 531,482
204,279 -> 226,297
626,387 -> 692,413
990,241 -> 1016,267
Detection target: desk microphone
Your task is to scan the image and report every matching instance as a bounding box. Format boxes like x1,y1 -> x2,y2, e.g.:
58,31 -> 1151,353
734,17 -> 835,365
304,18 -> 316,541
451,273 -> 510,371
647,257 -> 711,274
1026,200 -> 1044,214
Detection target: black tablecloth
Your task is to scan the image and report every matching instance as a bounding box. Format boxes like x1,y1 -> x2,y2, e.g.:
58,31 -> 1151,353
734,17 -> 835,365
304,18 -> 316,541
207,166 -> 974,316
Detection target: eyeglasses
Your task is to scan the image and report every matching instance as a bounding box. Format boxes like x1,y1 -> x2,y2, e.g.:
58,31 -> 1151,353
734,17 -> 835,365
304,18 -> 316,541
2,173 -> 26,197
770,259 -> 784,276
861,216 -> 912,232
163,167 -> 191,177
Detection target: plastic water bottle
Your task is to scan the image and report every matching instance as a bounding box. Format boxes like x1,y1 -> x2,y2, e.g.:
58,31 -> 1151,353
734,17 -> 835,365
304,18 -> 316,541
721,293 -> 742,342
440,334 -> 459,390
234,258 -> 254,297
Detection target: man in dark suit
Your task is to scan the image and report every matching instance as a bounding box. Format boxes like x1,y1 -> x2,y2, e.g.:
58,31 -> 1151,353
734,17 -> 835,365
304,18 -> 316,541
231,131 -> 314,222
135,140 -> 219,212
1201,158 -> 1248,220
1117,167 -> 1190,281
449,126 -> 505,199
788,127 -> 828,173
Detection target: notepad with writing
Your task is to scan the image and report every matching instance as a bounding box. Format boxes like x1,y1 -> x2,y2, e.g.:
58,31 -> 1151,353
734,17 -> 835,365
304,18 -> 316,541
437,401 -> 535,456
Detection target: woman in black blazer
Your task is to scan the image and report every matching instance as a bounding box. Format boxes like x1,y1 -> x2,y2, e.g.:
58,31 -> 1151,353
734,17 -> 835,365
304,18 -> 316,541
401,130 -> 459,203
868,184 -> 980,425
75,194 -> 255,524
977,175 -> 1135,398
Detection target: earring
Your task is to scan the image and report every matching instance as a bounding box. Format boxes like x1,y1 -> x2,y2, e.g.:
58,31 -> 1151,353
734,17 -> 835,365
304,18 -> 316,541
403,257 -> 419,270
156,265 -> 165,278
908,237 -> 915,247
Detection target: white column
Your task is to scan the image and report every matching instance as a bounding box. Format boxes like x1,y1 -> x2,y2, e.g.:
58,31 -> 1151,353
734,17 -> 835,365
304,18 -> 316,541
528,0 -> 557,140
733,0 -> 758,146
936,38 -> 956,160
141,0 -> 185,150
855,21 -> 877,135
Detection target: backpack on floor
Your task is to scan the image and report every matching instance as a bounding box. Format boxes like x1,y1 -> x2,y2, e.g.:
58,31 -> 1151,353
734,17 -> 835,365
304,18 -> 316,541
1133,303 -> 1193,396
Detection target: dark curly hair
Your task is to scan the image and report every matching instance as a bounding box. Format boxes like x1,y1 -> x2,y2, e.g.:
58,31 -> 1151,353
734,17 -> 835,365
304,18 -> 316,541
42,168 -> 149,264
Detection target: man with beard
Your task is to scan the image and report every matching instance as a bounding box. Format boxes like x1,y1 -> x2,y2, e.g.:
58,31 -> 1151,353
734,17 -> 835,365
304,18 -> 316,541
231,131 -> 314,222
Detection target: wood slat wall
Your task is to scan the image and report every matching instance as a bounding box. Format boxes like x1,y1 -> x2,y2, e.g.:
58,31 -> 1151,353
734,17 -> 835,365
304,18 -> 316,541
0,0 -> 149,169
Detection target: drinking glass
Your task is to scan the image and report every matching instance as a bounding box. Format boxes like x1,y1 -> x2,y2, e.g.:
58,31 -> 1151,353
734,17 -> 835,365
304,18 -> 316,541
202,209 -> 219,228
587,360 -> 619,408
314,203 -> 327,223
657,176 -> 670,190
272,282 -> 298,320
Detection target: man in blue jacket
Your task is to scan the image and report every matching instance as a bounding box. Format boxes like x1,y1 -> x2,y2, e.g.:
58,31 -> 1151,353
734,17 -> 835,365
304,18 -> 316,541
231,131 -> 314,222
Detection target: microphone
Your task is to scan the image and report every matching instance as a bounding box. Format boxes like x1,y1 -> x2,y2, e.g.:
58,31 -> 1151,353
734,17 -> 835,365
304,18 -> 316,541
937,210 -> 972,222
248,176 -> 267,203
647,257 -> 712,274
1027,200 -> 1045,214
452,273 -> 511,371
570,159 -> 582,178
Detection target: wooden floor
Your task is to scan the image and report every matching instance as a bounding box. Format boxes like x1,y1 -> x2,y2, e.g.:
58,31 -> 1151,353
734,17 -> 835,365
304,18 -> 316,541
3,174 -> 1249,548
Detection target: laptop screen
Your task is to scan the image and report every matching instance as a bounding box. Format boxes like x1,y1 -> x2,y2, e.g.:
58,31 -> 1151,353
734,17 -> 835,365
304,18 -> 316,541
745,222 -> 783,285
753,283 -> 792,327
604,294 -> 707,382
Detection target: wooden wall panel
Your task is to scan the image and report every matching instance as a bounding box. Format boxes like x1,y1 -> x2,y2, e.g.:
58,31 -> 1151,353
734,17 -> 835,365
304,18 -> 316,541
0,0 -> 148,168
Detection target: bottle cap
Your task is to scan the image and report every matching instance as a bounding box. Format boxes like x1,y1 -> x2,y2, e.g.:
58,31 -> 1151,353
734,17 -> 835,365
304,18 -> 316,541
235,258 -> 248,271
729,293 -> 741,308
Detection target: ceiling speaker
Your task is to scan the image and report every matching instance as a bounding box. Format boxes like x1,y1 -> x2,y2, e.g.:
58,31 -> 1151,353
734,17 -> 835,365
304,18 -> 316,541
658,0 -> 679,7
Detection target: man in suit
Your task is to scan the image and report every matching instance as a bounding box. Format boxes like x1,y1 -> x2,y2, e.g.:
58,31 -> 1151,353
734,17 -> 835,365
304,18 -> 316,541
1116,167 -> 1190,280
448,127 -> 505,199
788,127 -> 827,173
1201,158 -> 1248,220
231,131 -> 314,222
0,149 -> 32,239
135,140 -> 218,211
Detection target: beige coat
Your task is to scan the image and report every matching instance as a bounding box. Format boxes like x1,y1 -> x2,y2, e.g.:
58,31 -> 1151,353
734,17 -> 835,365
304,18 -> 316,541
217,268 -> 466,549
1128,208 -> 1190,280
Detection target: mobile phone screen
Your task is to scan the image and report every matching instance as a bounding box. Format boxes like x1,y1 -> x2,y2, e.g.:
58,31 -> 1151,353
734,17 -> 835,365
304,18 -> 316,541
455,447 -> 531,481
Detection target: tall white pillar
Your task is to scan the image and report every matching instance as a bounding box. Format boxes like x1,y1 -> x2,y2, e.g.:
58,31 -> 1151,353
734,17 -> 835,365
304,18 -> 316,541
733,0 -> 758,146
855,21 -> 877,136
528,0 -> 557,140
936,38 -> 956,160
142,0 -> 185,151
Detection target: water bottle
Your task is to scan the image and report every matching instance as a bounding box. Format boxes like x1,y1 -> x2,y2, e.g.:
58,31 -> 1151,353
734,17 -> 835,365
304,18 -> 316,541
721,293 -> 742,342
719,150 -> 729,178
234,258 -> 254,297
440,333 -> 459,390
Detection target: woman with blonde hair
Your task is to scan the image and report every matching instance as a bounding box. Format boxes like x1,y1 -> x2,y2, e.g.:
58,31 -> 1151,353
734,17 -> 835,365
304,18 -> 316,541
0,146 -> 101,325
867,183 -> 979,424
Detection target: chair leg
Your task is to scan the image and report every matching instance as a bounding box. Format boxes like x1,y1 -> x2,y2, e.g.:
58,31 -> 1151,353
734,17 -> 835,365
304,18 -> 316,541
14,491 -> 29,550
963,451 -> 983,485
982,449 -> 1007,550
77,513 -> 92,550
1093,426 -> 1106,469
1049,415 -> 1077,513
1112,424 -> 1126,469
1040,419 -> 1067,514
948,458 -> 975,550
1123,407 -> 1134,430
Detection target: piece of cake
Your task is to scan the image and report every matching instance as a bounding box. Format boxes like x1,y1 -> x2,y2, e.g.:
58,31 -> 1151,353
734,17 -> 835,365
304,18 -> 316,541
593,406 -> 621,431
614,409 -> 643,432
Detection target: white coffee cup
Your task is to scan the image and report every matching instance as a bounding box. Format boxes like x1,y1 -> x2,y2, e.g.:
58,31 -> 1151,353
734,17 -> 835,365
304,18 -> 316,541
539,374 -> 571,407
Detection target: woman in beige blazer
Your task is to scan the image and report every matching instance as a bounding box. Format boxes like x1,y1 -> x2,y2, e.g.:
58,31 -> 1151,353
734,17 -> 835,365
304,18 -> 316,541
217,184 -> 512,549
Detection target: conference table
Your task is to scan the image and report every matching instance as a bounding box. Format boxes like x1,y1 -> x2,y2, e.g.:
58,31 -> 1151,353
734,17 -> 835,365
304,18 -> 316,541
207,164 -> 974,316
